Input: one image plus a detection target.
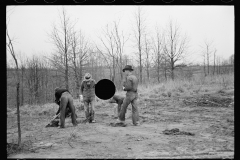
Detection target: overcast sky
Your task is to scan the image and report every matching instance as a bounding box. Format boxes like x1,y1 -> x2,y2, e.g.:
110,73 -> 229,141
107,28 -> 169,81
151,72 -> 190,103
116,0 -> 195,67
6,5 -> 234,65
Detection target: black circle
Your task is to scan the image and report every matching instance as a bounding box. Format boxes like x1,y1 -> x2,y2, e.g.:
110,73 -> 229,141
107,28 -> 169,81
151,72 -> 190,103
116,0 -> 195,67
95,79 -> 116,100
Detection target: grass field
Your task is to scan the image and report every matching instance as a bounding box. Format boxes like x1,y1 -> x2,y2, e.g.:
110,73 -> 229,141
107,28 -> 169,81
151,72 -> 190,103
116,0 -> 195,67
7,73 -> 234,158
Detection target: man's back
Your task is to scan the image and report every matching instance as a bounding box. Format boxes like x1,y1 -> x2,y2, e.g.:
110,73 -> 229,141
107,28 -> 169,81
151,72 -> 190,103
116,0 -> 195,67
123,73 -> 138,92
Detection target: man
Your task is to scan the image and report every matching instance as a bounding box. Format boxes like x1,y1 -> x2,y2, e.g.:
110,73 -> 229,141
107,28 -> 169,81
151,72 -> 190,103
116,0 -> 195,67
116,65 -> 140,126
54,87 -> 78,128
80,73 -> 96,123
108,94 -> 125,119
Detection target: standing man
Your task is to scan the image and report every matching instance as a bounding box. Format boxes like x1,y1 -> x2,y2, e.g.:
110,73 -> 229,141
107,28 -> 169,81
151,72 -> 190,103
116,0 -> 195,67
116,65 -> 140,126
80,73 -> 96,123
54,87 -> 78,128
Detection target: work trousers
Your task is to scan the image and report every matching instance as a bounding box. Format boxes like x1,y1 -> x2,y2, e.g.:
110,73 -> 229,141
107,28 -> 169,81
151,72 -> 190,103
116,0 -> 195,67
59,92 -> 77,128
83,97 -> 95,122
118,91 -> 139,125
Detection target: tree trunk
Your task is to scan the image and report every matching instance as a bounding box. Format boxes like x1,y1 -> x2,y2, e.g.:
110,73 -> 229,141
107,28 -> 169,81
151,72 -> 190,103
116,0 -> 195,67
164,58 -> 167,81
156,62 -> 159,83
147,66 -> 150,82
112,57 -> 115,83
65,60 -> 69,90
207,55 -> 209,75
171,58 -> 174,80
139,53 -> 142,84
21,68 -> 24,106
16,82 -> 21,146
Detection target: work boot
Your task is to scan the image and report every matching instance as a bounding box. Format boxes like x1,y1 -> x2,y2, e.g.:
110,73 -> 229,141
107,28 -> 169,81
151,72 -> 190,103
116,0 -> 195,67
90,120 -> 96,123
133,121 -> 140,126
89,111 -> 95,123
58,126 -> 65,129
73,123 -> 78,127
116,118 -> 125,124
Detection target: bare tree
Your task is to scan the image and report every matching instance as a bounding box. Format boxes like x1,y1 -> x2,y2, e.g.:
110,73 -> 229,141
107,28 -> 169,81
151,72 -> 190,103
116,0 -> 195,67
18,53 -> 26,106
97,23 -> 118,83
112,20 -> 130,85
162,55 -> 168,81
152,27 -> 164,83
6,23 -> 21,146
132,7 -> 147,84
201,39 -> 214,75
143,34 -> 151,82
25,56 -> 42,104
216,56 -> 222,75
201,49 -> 207,76
123,54 -> 130,66
163,20 -> 189,80
48,8 -> 75,90
96,47 -> 113,80
213,48 -> 217,75
69,30 -> 89,97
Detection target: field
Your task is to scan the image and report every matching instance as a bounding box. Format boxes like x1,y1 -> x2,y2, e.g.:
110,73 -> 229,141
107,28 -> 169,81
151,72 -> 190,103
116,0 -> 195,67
7,73 -> 234,158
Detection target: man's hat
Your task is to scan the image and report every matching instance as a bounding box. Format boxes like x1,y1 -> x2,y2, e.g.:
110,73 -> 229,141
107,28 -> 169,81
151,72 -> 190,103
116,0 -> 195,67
84,73 -> 92,81
122,65 -> 134,72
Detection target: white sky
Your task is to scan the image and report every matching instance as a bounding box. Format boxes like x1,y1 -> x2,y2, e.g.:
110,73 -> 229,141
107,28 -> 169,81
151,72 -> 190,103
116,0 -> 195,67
6,5 -> 234,65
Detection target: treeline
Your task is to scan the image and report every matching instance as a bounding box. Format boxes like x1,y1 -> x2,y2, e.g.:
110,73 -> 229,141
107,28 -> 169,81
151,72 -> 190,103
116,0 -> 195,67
7,7 -> 234,108
7,54 -> 234,108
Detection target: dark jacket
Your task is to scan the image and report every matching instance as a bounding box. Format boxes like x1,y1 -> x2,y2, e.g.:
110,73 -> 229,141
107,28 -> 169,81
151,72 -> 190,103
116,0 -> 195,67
54,88 -> 70,115
123,73 -> 138,92
55,89 -> 69,105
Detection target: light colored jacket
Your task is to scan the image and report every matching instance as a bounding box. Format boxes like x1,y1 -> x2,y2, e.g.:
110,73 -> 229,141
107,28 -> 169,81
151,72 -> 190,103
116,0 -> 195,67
123,73 -> 138,92
80,79 -> 96,100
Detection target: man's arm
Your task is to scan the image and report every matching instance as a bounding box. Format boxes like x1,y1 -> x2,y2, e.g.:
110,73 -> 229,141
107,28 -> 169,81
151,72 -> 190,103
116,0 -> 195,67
56,106 -> 60,115
92,79 -> 96,88
54,92 -> 60,105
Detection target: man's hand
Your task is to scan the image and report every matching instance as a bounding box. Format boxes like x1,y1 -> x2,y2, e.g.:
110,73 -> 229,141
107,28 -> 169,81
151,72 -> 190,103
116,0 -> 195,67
123,86 -> 125,91
79,95 -> 83,102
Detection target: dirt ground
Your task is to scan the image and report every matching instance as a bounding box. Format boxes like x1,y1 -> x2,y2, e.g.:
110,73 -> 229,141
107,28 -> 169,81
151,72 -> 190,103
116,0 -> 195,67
7,88 -> 234,158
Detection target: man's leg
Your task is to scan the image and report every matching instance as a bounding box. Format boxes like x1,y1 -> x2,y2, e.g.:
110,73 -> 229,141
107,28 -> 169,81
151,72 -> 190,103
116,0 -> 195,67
117,102 -> 122,117
59,96 -> 68,128
65,107 -> 71,118
89,99 -> 95,122
84,100 -> 90,121
67,94 -> 77,126
131,97 -> 140,125
118,96 -> 131,122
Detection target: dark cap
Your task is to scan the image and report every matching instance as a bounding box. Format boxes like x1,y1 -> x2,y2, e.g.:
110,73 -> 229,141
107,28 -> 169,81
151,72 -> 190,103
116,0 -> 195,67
122,65 -> 134,72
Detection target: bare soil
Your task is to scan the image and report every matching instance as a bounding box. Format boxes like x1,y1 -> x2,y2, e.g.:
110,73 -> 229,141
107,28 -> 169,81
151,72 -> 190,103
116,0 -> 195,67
7,89 -> 234,158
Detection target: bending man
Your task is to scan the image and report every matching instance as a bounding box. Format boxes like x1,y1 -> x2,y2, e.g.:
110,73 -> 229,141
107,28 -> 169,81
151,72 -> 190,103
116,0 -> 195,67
55,87 -> 78,128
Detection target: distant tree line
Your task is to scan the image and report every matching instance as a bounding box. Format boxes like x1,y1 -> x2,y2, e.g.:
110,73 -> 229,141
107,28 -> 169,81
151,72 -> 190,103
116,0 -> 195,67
7,7 -> 234,108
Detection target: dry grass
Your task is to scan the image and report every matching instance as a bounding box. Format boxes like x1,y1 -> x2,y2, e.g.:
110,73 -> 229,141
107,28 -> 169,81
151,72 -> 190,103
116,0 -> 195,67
116,73 -> 234,101
7,139 -> 34,157
8,74 -> 233,118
